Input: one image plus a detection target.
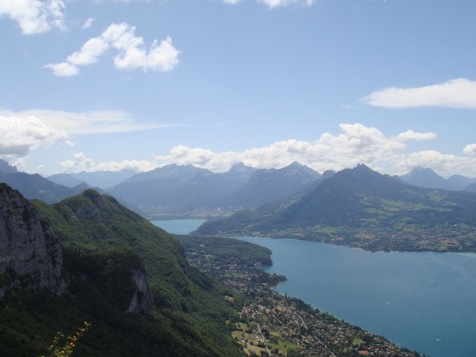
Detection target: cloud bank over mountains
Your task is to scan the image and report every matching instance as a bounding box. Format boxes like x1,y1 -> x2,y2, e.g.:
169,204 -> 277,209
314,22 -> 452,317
40,123 -> 476,178
1,107 -> 475,178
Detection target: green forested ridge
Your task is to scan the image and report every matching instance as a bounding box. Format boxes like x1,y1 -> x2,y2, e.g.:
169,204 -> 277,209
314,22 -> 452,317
196,165 -> 476,252
176,235 -> 273,267
1,189 -> 244,356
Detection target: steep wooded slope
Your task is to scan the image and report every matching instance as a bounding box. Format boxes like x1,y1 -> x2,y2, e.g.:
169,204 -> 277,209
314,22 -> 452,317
0,187 -> 243,356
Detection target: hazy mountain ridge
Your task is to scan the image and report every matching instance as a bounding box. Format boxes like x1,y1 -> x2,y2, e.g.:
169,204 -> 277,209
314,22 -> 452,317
399,166 -> 476,191
109,162 -> 322,218
220,161 -> 321,208
0,159 -> 87,203
47,170 -> 137,189
196,164 -> 476,252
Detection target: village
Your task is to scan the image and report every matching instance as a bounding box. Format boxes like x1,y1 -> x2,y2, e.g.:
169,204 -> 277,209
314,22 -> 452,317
179,236 -> 424,357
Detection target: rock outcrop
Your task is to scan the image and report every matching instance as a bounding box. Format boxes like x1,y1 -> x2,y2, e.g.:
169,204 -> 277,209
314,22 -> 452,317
0,184 -> 64,297
127,268 -> 153,314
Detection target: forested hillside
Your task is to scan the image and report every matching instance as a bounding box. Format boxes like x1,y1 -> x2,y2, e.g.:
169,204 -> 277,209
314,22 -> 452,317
196,165 -> 476,252
0,186 -> 244,356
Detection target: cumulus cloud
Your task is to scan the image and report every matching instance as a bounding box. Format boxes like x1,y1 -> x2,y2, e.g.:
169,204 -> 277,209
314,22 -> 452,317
363,78 -> 476,109
54,123 -> 476,178
222,0 -> 242,4
463,144 -> 476,156
0,109 -> 173,135
153,123 -> 438,173
60,152 -> 157,173
44,22 -> 180,76
394,150 -> 476,178
0,115 -> 69,160
0,0 -> 65,35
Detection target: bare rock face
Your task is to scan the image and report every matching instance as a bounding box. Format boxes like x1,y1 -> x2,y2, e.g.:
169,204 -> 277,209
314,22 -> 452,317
0,184 -> 64,297
127,268 -> 153,314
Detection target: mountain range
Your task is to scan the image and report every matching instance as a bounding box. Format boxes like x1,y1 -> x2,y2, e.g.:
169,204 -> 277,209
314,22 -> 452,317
0,160 -> 88,204
2,158 -> 476,220
195,164 -> 476,252
109,161 -> 321,218
48,170 -> 137,189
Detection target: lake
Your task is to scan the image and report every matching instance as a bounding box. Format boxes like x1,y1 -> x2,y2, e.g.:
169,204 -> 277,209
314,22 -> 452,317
237,237 -> 476,357
151,219 -> 206,235
152,220 -> 476,357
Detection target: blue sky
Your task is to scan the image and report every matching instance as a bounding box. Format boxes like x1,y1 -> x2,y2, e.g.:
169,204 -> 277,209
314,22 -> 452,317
1,0 -> 475,177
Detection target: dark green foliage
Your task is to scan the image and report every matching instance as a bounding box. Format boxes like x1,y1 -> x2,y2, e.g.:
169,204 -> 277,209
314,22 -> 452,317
1,189 -> 244,356
176,235 -> 273,267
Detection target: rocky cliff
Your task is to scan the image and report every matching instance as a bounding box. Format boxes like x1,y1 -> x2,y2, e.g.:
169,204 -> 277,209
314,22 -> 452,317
127,268 -> 153,314
0,183 -> 64,297
0,184 -> 153,313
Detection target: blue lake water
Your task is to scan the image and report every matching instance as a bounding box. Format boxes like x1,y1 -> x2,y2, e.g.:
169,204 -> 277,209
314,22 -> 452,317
151,219 -> 206,235
151,220 -> 476,357
236,237 -> 476,357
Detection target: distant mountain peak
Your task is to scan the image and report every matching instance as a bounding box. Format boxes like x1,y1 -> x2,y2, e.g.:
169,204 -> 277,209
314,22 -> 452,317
0,159 -> 18,174
229,162 -> 248,171
355,163 -> 372,172
287,161 -> 305,168
400,166 -> 447,189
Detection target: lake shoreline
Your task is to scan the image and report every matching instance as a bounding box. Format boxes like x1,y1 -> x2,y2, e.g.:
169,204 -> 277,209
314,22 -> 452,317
153,219 -> 476,357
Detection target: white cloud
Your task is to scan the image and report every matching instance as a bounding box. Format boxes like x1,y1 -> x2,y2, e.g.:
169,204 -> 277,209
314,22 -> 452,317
154,123 -> 438,173
67,37 -> 109,66
93,0 -> 146,2
60,152 -> 157,173
394,150 -> 476,178
223,0 -> 242,4
0,115 -> 69,159
259,0 -> 315,8
463,144 -> 476,156
52,123 -> 476,178
82,17 -> 94,29
43,62 -> 79,77
0,0 -> 65,35
0,109 -> 173,135
396,130 -> 437,142
45,22 -> 181,76
363,78 -> 476,109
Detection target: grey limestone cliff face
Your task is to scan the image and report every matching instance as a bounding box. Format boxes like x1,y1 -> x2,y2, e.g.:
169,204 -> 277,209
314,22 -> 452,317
0,184 -> 64,297
127,268 -> 153,314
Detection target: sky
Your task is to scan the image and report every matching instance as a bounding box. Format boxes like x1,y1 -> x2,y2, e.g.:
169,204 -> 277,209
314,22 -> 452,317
1,0 -> 476,178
